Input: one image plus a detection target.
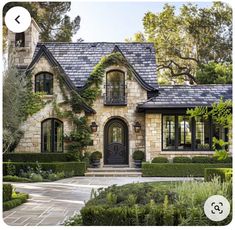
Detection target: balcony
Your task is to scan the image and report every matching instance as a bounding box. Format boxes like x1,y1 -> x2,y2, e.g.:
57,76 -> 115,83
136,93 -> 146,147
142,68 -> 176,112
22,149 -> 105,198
104,84 -> 127,105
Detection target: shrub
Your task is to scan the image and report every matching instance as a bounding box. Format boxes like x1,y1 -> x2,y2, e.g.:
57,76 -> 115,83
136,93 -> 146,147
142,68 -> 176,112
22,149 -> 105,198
90,151 -> 102,161
3,192 -> 28,211
204,168 -> 233,182
192,156 -> 212,163
3,175 -> 31,182
29,173 -> 43,182
212,156 -> 232,163
3,153 -> 78,162
3,162 -> 86,176
3,184 -> 13,202
6,160 -> 16,175
132,150 -> 145,161
142,163 -> 232,177
152,157 -> 169,163
173,157 -> 192,163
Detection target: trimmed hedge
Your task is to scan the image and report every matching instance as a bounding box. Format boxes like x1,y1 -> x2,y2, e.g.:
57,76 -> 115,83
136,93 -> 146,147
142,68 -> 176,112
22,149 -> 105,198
3,192 -> 29,211
172,157 -> 192,163
3,162 -> 86,176
192,156 -> 212,163
3,184 -> 13,202
205,168 -> 233,182
142,163 -> 232,177
3,175 -> 32,183
3,153 -> 78,162
152,157 -> 169,163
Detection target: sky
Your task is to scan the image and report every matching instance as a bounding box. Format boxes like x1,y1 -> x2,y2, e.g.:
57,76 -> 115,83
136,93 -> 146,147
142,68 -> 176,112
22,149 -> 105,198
68,1 -> 213,42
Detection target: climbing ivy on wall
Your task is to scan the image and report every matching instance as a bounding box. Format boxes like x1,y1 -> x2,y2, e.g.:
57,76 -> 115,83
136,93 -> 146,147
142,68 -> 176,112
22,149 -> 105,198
53,52 -> 132,153
79,52 -> 132,106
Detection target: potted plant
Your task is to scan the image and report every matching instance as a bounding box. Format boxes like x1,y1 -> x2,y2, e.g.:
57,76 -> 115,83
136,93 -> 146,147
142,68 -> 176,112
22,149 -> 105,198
132,150 -> 145,168
90,151 -> 102,168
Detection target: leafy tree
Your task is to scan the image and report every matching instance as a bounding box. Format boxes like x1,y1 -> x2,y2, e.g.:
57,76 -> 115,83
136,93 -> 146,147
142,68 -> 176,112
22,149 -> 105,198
196,62 -> 232,84
128,2 -> 232,84
3,2 -> 80,49
3,67 -> 26,152
187,99 -> 232,159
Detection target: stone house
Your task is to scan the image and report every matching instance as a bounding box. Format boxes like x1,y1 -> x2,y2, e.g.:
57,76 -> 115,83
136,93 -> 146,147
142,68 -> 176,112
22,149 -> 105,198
9,20 -> 232,167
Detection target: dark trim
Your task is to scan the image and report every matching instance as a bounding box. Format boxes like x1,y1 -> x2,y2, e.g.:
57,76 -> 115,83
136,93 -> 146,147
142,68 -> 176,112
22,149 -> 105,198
105,69 -> 127,105
103,118 -> 129,165
161,114 -> 227,152
35,72 -> 53,95
41,118 -> 64,153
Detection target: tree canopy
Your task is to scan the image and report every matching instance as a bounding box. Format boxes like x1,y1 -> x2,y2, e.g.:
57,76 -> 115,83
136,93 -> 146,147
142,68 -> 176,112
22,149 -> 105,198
127,2 -> 232,84
3,2 -> 80,49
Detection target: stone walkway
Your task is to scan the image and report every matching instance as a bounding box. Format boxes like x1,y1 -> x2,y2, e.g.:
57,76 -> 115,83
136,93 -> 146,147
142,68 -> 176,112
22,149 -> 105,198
3,177 -> 198,226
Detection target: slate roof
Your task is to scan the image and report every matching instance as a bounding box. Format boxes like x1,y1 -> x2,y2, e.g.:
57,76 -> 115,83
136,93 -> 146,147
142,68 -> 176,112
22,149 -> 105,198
33,42 -> 158,89
137,85 -> 232,110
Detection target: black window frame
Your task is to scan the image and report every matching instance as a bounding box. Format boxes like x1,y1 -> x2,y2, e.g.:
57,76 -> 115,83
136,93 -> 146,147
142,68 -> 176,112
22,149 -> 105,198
162,114 -> 228,151
41,118 -> 64,153
15,32 -> 25,47
35,72 -> 53,95
104,69 -> 127,105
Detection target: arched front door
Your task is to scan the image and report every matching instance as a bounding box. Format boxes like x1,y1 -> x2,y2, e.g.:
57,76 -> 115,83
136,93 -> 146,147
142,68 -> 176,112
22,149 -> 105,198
104,119 -> 128,165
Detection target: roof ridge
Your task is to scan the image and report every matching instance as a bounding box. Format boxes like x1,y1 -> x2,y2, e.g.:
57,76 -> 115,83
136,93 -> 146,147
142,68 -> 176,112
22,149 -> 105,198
37,42 -> 155,45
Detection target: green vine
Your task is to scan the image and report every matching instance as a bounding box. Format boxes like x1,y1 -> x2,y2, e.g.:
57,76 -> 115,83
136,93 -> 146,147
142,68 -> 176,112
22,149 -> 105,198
79,52 -> 132,106
51,52 -> 131,153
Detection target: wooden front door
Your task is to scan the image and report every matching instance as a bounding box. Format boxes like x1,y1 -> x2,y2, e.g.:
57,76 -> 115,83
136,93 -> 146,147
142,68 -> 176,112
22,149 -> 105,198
104,119 -> 128,165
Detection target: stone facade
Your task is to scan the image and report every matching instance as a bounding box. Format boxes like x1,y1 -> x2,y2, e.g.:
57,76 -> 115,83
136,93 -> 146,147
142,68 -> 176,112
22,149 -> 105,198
86,66 -> 147,167
8,19 -> 40,67
15,56 -> 77,153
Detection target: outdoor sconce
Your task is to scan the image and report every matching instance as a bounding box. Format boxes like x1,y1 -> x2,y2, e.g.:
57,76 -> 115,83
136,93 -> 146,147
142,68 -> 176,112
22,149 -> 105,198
133,121 -> 141,133
90,122 -> 98,132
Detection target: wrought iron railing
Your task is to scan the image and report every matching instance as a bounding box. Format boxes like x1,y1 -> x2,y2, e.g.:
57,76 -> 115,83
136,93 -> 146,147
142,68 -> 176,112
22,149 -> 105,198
104,84 -> 127,105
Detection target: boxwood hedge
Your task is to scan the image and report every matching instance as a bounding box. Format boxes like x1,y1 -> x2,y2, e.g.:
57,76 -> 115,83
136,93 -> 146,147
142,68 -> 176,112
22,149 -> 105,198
3,162 -> 86,176
142,163 -> 232,177
3,153 -> 77,162
3,192 -> 29,211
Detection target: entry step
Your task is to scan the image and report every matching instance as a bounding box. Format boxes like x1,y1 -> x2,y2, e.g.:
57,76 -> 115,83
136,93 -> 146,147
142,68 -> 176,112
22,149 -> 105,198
85,167 -> 142,177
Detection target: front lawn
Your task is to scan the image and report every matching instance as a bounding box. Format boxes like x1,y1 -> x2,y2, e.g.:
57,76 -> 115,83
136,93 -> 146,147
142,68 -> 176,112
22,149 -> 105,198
64,178 -> 232,226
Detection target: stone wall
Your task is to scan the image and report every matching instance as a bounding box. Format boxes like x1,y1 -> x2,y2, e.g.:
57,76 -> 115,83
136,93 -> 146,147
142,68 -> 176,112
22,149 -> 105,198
8,19 -> 40,67
86,65 -> 147,167
14,56 -> 76,153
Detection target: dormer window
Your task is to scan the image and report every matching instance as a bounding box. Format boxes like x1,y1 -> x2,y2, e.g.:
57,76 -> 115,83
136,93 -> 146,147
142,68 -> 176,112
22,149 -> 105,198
15,32 -> 25,47
35,72 -> 53,95
105,70 -> 126,105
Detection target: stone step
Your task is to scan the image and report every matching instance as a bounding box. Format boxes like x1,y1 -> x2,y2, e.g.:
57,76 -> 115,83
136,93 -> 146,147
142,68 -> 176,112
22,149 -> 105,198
85,171 -> 142,177
87,167 -> 141,172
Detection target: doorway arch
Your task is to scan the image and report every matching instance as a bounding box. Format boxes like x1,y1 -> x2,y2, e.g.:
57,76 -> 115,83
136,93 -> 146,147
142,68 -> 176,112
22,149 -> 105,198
104,118 -> 128,165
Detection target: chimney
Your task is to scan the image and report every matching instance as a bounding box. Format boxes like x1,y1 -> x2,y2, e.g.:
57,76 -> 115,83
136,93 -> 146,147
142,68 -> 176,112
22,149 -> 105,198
7,18 -> 41,69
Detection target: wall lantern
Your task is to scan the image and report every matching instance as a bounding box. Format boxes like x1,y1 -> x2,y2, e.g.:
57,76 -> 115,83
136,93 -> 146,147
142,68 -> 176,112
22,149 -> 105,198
90,122 -> 98,132
133,121 -> 141,133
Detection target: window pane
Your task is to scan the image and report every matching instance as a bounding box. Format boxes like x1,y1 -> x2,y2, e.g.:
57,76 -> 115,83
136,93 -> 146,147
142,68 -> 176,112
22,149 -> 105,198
35,73 -> 53,95
54,120 -> 63,152
163,116 -> 175,150
195,117 -> 210,150
177,116 -> 192,150
106,71 -> 125,104
212,123 -> 227,149
108,123 -> 124,144
42,120 -> 52,152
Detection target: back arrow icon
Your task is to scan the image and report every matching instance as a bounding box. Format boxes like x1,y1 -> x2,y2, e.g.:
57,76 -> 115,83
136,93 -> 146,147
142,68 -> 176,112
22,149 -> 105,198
15,15 -> 20,24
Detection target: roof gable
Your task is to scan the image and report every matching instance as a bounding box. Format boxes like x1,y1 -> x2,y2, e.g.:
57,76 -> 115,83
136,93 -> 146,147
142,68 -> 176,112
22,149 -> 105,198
33,42 -> 158,89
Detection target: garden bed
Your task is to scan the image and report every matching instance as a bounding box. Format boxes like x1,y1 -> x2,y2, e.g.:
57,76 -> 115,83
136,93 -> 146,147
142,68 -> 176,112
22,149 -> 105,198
64,179 -> 232,226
